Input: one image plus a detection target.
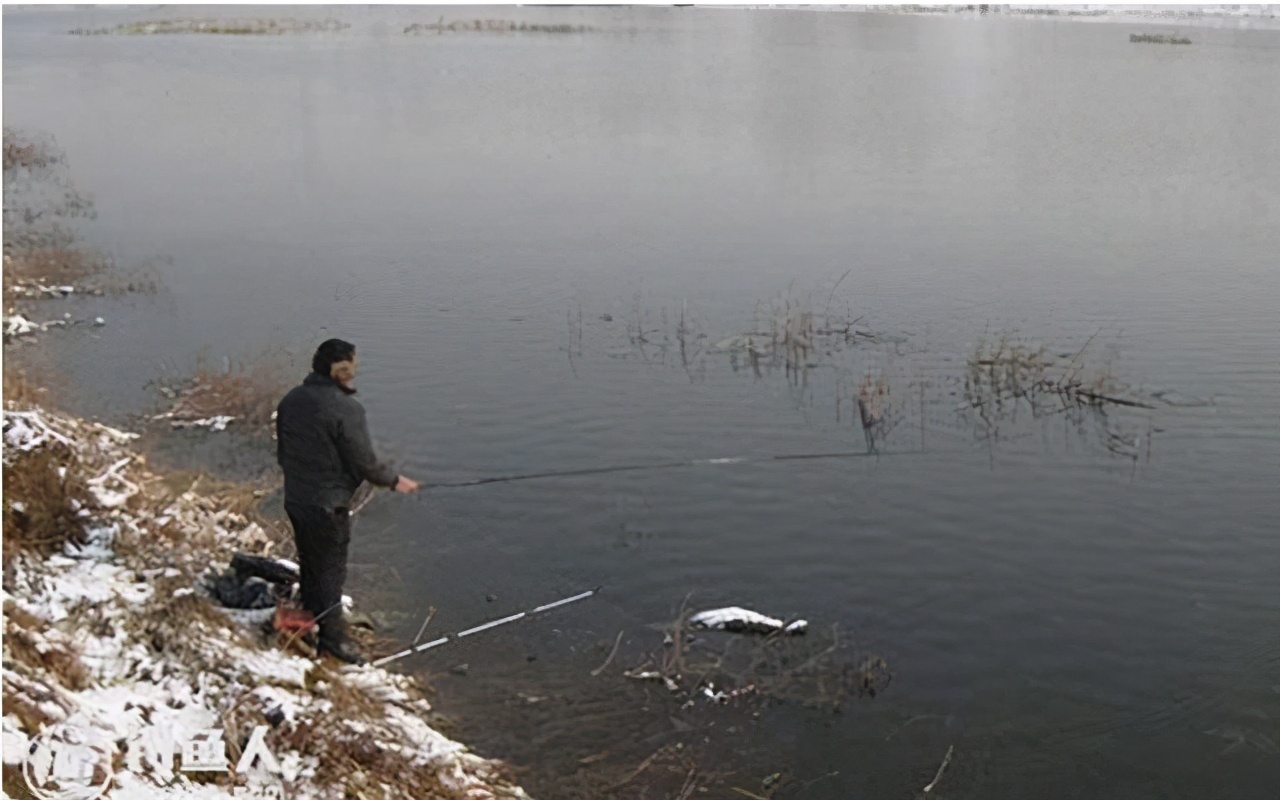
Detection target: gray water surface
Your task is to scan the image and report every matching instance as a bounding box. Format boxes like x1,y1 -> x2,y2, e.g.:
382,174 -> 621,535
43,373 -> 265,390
5,6 -> 1278,798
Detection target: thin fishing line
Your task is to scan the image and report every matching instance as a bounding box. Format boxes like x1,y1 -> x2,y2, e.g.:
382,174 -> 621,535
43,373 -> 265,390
421,449 -> 914,490
354,449 -> 905,666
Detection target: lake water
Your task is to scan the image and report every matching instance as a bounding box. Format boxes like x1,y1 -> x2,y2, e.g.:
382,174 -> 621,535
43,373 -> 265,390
5,6 -> 1278,798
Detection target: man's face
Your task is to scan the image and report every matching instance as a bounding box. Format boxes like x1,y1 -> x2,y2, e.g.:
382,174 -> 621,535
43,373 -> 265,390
331,354 -> 358,388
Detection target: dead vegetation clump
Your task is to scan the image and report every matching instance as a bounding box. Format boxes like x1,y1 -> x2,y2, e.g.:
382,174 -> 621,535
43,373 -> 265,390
3,129 -> 59,172
119,469 -> 291,560
3,248 -> 108,299
265,661 -> 524,799
3,362 -> 59,410
619,601 -> 892,715
153,470 -> 281,527
2,370 -> 93,556
152,355 -> 292,435
712,275 -> 876,379
134,584 -> 256,664
405,18 -> 594,35
71,18 -> 350,36
965,331 -> 1153,415
848,373 -> 902,453
1130,32 -> 1192,44
1,446 -> 92,558
599,605 -> 890,799
2,602 -> 90,693
962,331 -> 1158,465
2,400 -> 150,562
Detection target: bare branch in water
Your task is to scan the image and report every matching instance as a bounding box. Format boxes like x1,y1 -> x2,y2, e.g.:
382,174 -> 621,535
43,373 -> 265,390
412,607 -> 437,646
591,629 -> 625,677
922,744 -> 955,794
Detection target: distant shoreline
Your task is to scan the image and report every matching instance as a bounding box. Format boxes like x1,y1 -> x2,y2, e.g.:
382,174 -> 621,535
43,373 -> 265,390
702,4 -> 1280,30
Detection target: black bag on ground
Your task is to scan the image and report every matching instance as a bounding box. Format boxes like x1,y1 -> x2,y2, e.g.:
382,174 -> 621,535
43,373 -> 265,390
231,552 -> 300,585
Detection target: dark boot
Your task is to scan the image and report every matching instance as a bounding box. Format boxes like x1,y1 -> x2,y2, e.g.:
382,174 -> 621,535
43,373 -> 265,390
318,635 -> 366,666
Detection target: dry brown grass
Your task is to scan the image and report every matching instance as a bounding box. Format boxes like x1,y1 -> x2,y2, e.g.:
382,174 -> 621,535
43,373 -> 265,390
964,332 -> 1155,419
156,352 -> 292,435
1,768 -> 40,800
134,585 -> 251,662
3,601 -> 89,691
2,445 -> 91,558
3,362 -> 59,410
3,247 -> 106,291
0,664 -> 76,734
146,469 -> 274,519
267,662 -> 509,800
123,468 -> 291,558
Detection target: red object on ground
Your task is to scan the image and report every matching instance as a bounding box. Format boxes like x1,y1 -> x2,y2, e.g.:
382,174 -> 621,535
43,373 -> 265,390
274,604 -> 317,636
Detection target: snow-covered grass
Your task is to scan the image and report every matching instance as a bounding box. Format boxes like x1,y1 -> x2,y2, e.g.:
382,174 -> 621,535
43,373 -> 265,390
2,403 -> 528,799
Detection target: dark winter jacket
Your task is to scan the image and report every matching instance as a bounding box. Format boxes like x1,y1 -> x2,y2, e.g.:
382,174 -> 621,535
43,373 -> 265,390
276,373 -> 398,509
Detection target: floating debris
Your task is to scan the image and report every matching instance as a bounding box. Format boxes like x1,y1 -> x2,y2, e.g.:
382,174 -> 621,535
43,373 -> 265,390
688,607 -> 808,636
623,600 -> 890,712
1130,33 -> 1192,44
164,414 -> 237,432
8,283 -> 76,298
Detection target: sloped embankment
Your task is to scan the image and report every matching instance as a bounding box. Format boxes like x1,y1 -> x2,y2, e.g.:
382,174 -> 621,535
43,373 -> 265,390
2,402 -> 529,799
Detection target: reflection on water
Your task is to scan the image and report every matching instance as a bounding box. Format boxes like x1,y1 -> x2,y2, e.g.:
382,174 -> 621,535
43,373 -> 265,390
4,6 -> 1279,798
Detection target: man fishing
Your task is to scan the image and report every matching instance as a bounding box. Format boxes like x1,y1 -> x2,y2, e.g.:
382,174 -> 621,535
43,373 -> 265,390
276,338 -> 420,664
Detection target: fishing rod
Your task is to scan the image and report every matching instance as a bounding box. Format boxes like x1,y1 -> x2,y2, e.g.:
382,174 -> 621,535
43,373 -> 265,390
420,449 -> 910,490
370,587 -> 600,668
349,449 -> 909,513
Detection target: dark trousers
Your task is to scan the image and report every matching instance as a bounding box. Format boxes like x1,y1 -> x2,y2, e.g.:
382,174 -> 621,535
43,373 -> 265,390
284,502 -> 351,642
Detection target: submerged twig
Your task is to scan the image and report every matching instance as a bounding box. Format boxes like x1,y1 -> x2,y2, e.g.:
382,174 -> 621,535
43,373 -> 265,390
606,746 -> 666,792
922,745 -> 955,794
412,607 -> 437,646
822,268 -> 853,323
591,629 -> 625,677
884,713 -> 943,741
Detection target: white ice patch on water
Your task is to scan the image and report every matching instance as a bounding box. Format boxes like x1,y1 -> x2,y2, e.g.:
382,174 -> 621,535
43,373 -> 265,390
688,606 -> 809,635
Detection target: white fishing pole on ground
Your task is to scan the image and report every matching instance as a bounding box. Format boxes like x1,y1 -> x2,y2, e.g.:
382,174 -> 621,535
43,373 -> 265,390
370,587 -> 601,668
